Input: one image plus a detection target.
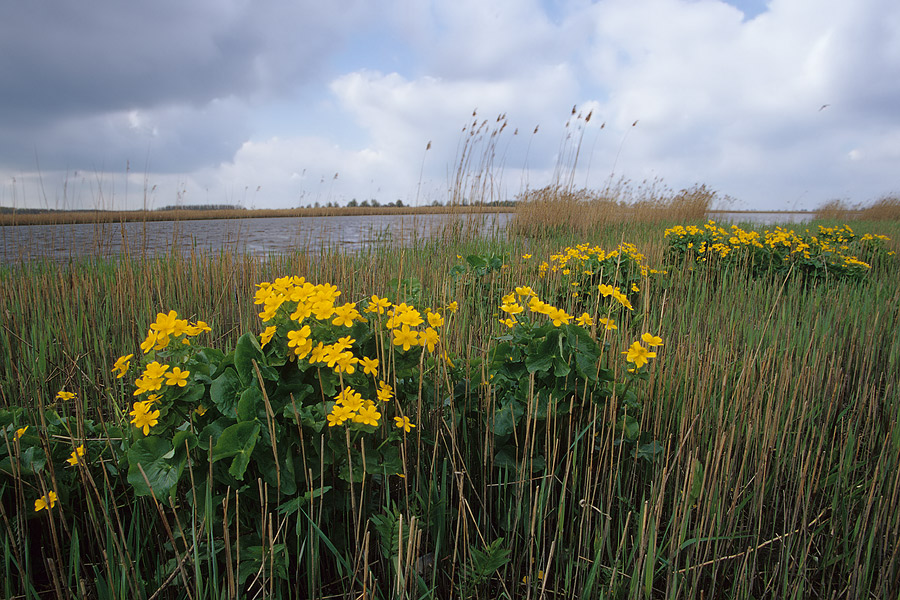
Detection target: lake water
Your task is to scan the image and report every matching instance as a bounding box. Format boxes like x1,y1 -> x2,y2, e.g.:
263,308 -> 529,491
0,213 -> 513,264
0,211 -> 812,264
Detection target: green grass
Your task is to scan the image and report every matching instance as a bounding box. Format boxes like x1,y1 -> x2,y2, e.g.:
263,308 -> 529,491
1,218 -> 898,599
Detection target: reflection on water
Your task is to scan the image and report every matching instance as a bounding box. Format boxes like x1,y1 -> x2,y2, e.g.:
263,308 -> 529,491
0,210 -> 815,263
0,213 -> 512,263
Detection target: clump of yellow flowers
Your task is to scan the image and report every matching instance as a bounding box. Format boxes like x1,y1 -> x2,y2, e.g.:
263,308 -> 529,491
665,221 -> 893,279
252,276 -> 453,431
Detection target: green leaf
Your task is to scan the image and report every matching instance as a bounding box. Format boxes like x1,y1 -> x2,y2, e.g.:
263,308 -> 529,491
277,486 -> 332,516
525,351 -> 553,374
688,459 -> 704,504
210,368 -> 242,418
210,422 -> 261,481
127,436 -> 184,498
234,332 -> 263,387
616,414 -> 640,443
492,401 -> 524,437
237,386 -> 262,422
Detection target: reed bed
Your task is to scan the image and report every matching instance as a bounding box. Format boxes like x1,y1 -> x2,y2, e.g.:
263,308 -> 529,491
512,182 -> 717,237
1,215 -> 898,599
814,195 -> 900,221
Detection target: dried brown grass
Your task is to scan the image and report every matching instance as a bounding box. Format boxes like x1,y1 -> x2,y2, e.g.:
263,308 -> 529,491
511,181 -> 716,236
814,195 -> 900,221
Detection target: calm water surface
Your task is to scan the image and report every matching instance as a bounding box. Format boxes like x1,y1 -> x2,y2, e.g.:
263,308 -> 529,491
0,211 -> 812,264
0,213 -> 512,263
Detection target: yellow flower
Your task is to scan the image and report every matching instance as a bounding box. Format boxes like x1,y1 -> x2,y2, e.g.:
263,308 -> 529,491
15,426 -> 28,440
598,317 -> 617,330
500,302 -> 524,315
597,284 -> 614,297
420,327 -> 440,353
360,356 -> 379,377
622,342 -> 656,369
576,313 -> 593,327
333,352 -> 358,374
499,317 -> 517,328
392,325 -> 419,351
631,283 -> 640,292
391,303 -> 424,328
165,367 -> 190,387
311,300 -> 335,321
260,325 -> 277,347
333,336 -> 355,351
287,326 -> 312,350
133,376 -> 164,396
521,254 -> 532,259
332,302 -> 360,327
336,388 -> 365,412
353,404 -> 381,426
310,342 -> 328,364
112,354 -> 134,379
66,445 -> 86,467
140,330 -> 158,354
192,320 -> 212,334
376,381 -> 394,403
327,405 -> 353,427
446,301 -> 458,313
515,286 -> 535,297
394,415 -> 415,433
194,404 -> 208,416
611,289 -> 634,311
547,307 -> 572,327
641,333 -> 663,347
55,390 -> 75,402
130,401 -> 160,435
365,295 -> 392,314
143,361 -> 170,380
427,310 -> 445,328
152,310 -> 179,338
34,491 -> 58,512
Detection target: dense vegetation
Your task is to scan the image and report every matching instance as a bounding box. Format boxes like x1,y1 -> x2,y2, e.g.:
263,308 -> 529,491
1,213 -> 898,599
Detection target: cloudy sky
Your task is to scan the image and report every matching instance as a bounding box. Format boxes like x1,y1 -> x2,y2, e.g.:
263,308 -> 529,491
1,0 -> 898,211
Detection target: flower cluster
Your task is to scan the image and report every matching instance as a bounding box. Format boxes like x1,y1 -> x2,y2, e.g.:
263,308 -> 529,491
498,281 -> 634,330
139,310 -> 210,354
623,333 -> 664,371
538,241 -> 665,279
664,221 -> 893,279
253,277 -> 452,432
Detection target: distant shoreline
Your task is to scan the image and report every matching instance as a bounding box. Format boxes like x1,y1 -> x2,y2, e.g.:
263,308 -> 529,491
0,205 -> 513,226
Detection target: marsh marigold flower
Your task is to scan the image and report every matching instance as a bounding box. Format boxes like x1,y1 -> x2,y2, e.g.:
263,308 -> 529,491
366,295 -> 391,314
260,325 -> 277,347
420,327 -> 440,352
377,382 -> 394,403
35,491 -> 58,512
353,404 -> 381,426
394,415 -> 415,433
360,356 -> 379,377
165,367 -> 190,387
576,313 -> 593,327
130,401 -> 160,435
15,426 -> 28,440
427,310 -> 444,328
641,333 -> 663,347
56,390 -> 75,402
393,325 -> 419,351
622,342 -> 656,369
112,354 -> 133,378
66,445 -> 85,467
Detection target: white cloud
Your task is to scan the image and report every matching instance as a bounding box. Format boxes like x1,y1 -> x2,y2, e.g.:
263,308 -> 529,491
1,0 -> 898,212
